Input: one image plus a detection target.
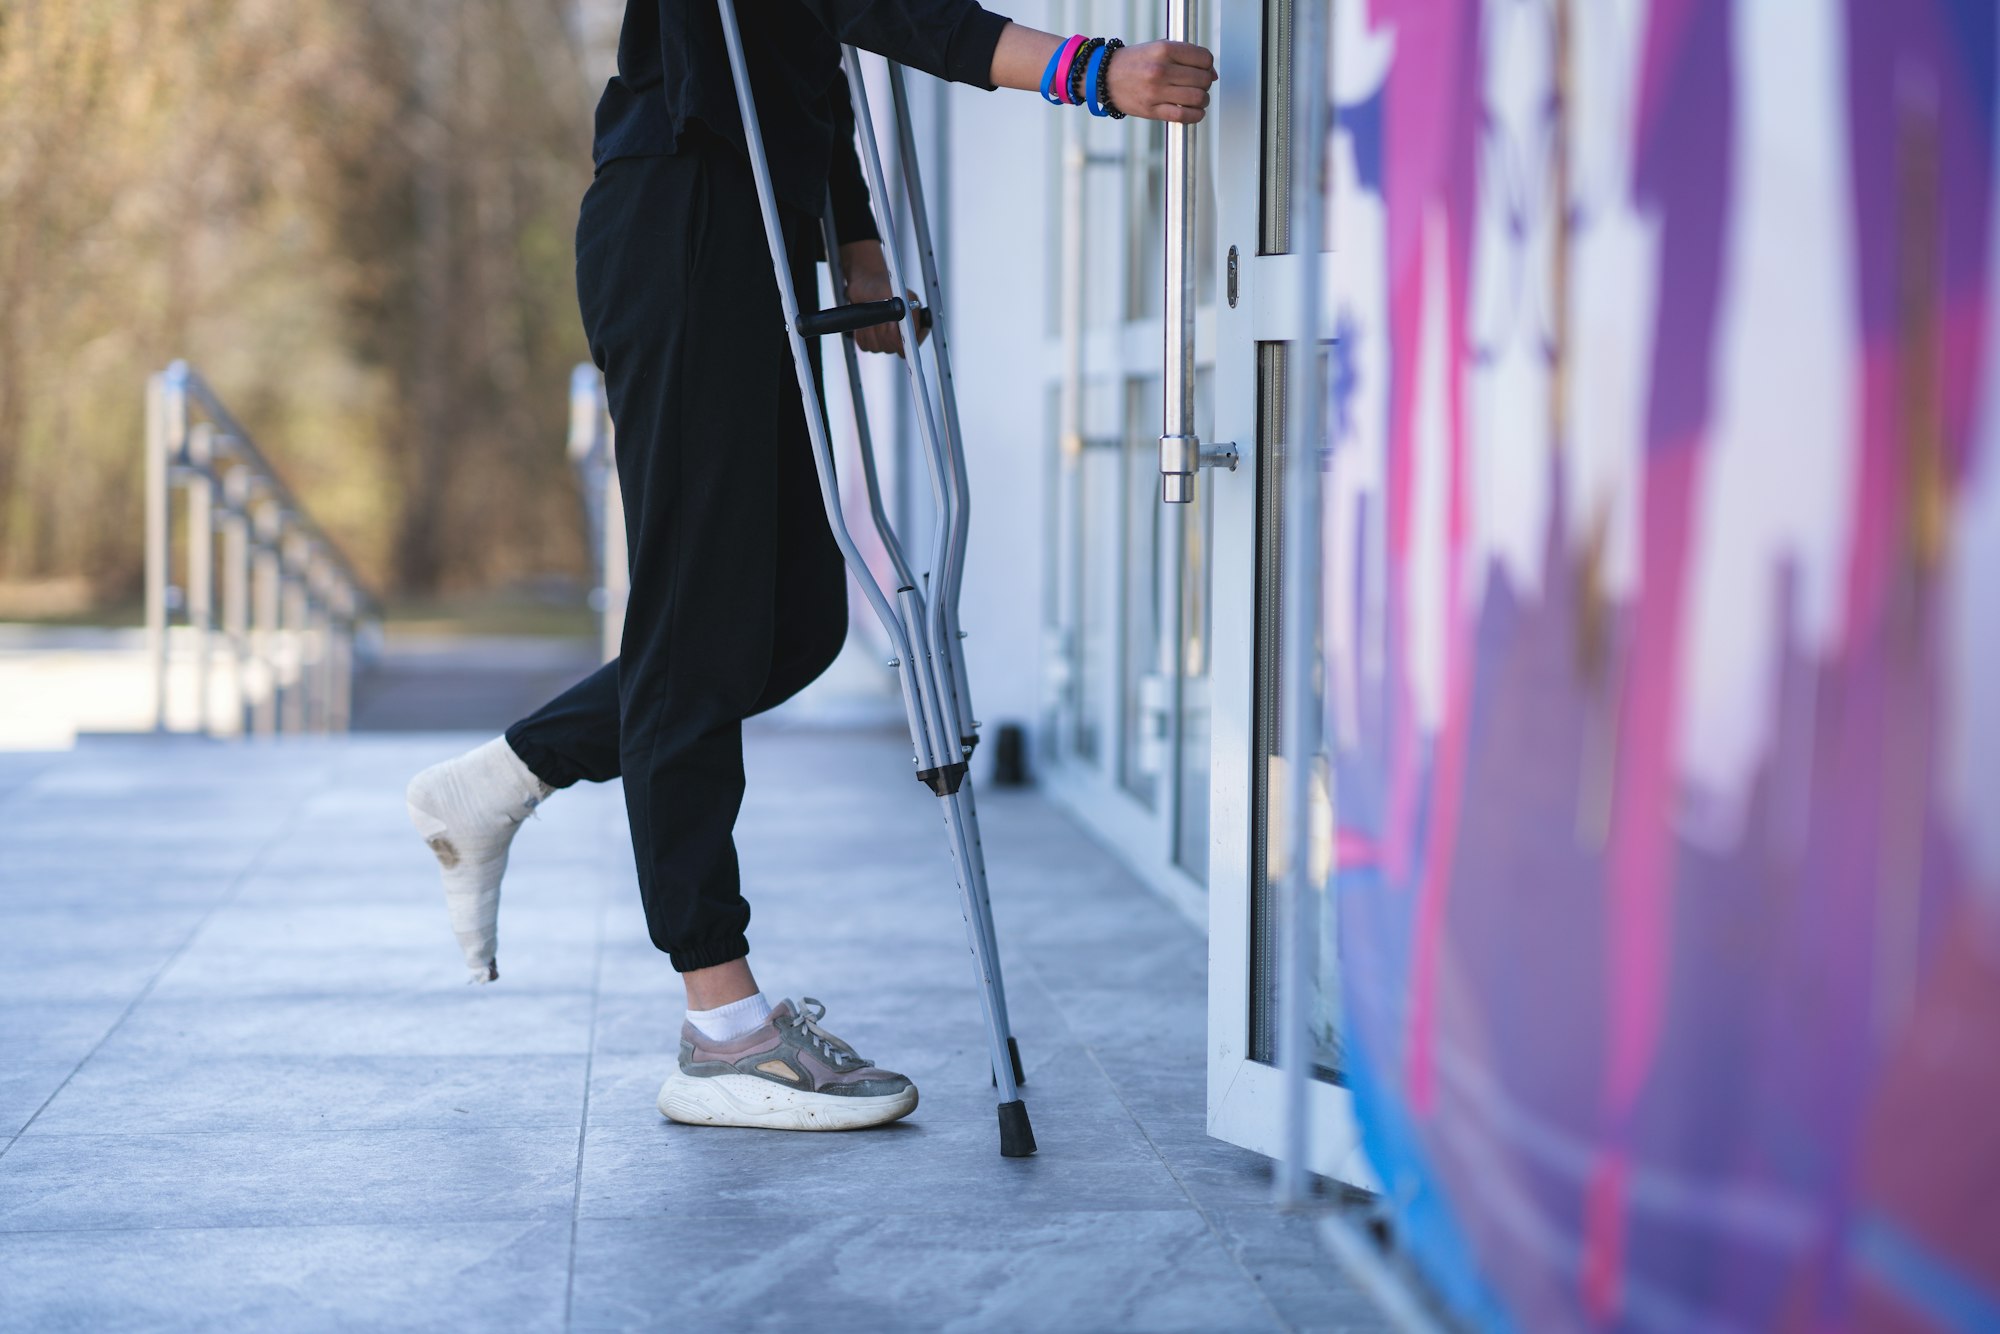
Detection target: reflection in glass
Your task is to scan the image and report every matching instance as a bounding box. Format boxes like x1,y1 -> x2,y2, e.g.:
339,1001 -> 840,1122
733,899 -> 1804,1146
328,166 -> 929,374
1074,376 -> 1123,768
1121,377 -> 1163,807
1131,119 -> 1167,321
1250,343 -> 1341,1075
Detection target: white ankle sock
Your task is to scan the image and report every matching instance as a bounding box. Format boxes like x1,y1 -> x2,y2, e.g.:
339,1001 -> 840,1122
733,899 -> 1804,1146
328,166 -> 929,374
405,737 -> 555,983
687,992 -> 773,1043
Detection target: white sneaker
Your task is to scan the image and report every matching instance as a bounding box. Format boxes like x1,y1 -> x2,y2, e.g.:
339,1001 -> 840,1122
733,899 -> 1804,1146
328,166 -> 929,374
658,999 -> 919,1131
405,737 -> 554,982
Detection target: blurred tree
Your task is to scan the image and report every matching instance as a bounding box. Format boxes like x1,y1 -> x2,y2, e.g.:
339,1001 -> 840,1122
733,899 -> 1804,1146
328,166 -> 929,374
0,0 -> 598,603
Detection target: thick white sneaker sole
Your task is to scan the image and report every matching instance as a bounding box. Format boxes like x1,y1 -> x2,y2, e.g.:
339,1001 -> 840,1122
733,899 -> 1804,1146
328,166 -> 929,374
656,1071 -> 919,1131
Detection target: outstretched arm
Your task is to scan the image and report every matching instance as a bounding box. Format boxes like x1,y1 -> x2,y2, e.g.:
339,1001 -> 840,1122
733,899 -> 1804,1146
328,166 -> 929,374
799,0 -> 1215,123
820,2 -> 1218,357
988,25 -> 1216,123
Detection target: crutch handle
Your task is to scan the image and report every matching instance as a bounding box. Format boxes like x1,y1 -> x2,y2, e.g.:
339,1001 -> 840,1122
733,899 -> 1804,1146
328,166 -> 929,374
796,301 -> 934,339
797,299 -> 903,337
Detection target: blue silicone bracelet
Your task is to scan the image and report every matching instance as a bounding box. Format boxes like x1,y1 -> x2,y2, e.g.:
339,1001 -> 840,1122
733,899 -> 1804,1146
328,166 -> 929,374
1040,43 -> 1065,104
1085,43 -> 1113,117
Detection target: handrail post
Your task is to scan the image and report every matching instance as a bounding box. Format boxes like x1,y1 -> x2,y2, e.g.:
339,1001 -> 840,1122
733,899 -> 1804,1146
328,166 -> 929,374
251,499 -> 282,738
221,465 -> 253,736
185,422 -> 216,735
301,557 -> 321,733
144,371 -> 183,732
328,586 -> 355,733
280,528 -> 309,734
310,560 -> 336,734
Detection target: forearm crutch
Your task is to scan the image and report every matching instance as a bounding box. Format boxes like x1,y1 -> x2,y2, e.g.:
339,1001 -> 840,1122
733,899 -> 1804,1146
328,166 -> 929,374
714,0 -> 1033,1157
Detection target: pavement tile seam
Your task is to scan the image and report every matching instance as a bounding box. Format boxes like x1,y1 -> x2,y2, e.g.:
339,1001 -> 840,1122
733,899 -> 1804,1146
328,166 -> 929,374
564,1208 -> 1288,1334
988,815 -> 1316,1334
17,1124 -> 587,1139
1087,1076 -> 1298,1333
0,1217 -> 566,1237
561,879 -> 611,1331
0,1216 -> 571,1238
0,770 -> 323,1166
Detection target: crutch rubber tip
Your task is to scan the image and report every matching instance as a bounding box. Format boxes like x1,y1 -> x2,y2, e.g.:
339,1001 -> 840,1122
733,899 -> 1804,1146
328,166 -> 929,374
997,1100 -> 1037,1158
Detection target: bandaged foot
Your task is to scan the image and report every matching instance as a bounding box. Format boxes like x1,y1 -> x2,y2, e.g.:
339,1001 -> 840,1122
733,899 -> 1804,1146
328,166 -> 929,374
406,737 -> 555,983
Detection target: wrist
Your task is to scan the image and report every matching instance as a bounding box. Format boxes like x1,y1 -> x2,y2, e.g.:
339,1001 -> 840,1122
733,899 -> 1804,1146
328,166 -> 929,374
991,22 -> 1064,93
838,241 -> 890,294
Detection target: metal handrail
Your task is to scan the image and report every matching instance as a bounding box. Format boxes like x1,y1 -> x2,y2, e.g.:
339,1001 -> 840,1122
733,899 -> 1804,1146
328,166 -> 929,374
144,360 -> 380,736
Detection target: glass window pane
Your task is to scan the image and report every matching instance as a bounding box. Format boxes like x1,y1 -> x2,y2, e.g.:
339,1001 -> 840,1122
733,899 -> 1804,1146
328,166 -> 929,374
1082,120 -> 1128,334
1257,0 -> 1332,256
1075,446 -> 1114,767
1120,377 -> 1163,808
1073,375 -> 1124,768
1043,383 -> 1068,753
1249,343 -> 1341,1074
1130,120 -> 1166,322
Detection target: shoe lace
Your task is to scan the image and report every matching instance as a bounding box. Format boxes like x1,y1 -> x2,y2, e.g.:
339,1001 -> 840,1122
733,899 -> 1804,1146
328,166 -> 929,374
786,998 -> 866,1068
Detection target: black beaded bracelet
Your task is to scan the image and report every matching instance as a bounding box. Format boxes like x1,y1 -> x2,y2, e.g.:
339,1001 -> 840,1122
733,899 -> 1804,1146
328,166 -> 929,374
1098,38 -> 1127,119
1067,37 -> 1106,106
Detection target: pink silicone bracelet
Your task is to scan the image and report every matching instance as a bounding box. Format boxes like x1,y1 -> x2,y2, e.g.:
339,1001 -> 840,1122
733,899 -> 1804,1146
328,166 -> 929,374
1053,34 -> 1088,104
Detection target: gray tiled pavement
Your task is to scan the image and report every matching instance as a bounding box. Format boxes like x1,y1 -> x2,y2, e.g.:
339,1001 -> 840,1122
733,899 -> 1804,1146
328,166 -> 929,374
0,727 -> 1389,1332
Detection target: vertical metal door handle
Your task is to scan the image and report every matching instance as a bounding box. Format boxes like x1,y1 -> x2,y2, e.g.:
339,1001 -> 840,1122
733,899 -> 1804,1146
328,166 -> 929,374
1158,0 -> 1200,505
1158,0 -> 1236,503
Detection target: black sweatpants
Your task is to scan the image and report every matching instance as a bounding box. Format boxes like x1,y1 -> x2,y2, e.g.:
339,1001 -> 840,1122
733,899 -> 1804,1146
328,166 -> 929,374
506,132 -> 848,972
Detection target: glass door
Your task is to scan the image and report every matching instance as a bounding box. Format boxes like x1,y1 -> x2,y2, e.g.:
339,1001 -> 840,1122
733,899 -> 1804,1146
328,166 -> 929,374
1203,0 -> 1371,1185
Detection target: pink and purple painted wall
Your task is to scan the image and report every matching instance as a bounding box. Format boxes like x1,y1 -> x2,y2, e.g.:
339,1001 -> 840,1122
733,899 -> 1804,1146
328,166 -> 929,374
1323,1 -> 2000,1328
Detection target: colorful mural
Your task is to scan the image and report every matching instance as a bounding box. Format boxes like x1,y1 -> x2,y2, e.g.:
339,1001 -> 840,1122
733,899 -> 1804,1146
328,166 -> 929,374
1323,0 -> 2000,1328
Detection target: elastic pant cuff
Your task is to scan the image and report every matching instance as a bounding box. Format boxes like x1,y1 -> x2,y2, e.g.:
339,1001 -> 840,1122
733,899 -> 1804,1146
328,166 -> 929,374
502,725 -> 584,790
669,934 -> 751,974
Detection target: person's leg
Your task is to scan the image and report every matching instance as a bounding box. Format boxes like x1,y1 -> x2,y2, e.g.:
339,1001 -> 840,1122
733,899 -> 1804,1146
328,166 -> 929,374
669,213 -> 848,1020
600,140 -> 847,977
597,149 -> 906,1131
405,150 -> 849,992
506,660 -> 622,788
747,323 -> 849,719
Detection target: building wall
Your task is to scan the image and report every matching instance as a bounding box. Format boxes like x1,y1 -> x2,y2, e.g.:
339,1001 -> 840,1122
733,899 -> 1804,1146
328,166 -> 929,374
1324,2 -> 2000,1329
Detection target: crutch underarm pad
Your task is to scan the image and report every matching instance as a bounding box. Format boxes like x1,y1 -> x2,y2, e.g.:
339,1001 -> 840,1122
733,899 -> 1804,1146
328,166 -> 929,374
796,299 -> 905,337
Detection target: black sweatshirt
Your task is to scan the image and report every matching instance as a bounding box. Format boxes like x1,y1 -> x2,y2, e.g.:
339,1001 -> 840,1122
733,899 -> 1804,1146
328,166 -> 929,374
593,0 -> 1013,245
